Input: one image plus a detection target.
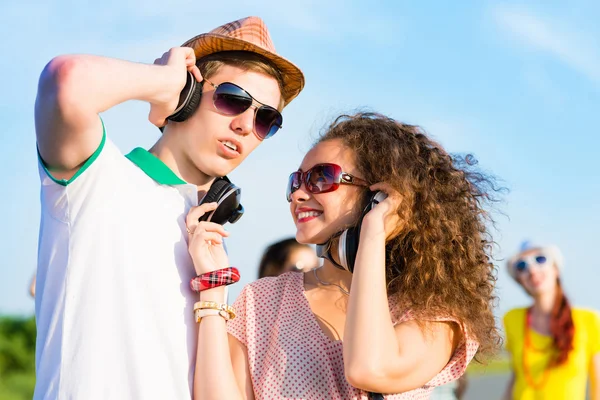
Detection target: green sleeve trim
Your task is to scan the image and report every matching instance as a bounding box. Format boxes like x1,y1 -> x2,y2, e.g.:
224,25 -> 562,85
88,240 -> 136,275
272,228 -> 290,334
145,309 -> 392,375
38,119 -> 107,187
125,148 -> 187,185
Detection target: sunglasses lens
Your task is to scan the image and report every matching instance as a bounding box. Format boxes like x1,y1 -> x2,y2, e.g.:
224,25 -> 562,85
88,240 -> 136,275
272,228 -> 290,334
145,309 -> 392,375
535,255 -> 547,264
286,172 -> 301,202
213,83 -> 252,115
515,260 -> 528,272
255,106 -> 283,140
307,165 -> 338,194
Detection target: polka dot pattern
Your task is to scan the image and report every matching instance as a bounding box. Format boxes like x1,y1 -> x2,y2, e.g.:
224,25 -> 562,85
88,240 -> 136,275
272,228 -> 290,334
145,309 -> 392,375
227,272 -> 477,399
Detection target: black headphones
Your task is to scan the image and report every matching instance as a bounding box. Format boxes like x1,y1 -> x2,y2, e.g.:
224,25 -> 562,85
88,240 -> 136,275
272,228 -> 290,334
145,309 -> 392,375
168,71 -> 204,123
316,191 -> 387,273
198,176 -> 244,225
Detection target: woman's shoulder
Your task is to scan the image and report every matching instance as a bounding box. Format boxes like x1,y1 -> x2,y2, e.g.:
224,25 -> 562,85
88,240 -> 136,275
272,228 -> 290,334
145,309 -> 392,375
571,307 -> 600,324
239,271 -> 303,304
503,307 -> 527,325
247,271 -> 302,289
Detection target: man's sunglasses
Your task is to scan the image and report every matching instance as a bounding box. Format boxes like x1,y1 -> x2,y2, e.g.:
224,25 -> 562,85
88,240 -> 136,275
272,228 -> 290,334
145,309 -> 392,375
286,163 -> 369,202
204,79 -> 283,140
513,253 -> 549,273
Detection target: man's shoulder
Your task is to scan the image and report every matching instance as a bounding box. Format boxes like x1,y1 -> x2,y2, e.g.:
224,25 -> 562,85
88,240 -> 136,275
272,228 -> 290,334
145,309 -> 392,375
91,140 -> 165,187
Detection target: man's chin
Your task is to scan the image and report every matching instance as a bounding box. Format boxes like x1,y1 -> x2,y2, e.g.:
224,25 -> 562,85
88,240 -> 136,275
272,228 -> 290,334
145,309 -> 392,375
200,161 -> 237,178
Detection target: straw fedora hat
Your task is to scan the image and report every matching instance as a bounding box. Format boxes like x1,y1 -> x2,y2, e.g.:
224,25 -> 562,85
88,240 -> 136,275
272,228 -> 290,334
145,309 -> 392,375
182,16 -> 305,106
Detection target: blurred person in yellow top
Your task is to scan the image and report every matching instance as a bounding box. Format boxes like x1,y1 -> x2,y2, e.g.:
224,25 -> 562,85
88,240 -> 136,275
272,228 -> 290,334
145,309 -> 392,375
502,241 -> 600,400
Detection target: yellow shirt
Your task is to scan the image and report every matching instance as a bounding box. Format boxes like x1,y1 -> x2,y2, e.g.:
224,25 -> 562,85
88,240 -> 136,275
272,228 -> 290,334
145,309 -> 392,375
504,307 -> 600,400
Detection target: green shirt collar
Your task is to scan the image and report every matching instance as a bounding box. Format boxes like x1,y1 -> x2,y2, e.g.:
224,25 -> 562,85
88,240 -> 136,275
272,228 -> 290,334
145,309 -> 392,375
125,148 -> 187,185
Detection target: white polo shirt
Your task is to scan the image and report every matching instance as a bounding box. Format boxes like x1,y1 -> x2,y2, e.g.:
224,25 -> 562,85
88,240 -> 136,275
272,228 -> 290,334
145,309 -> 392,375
34,126 -> 201,400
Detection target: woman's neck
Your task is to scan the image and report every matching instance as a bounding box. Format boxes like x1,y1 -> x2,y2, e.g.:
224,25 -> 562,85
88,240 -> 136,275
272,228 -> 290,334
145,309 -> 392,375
531,289 -> 555,317
317,260 -> 353,290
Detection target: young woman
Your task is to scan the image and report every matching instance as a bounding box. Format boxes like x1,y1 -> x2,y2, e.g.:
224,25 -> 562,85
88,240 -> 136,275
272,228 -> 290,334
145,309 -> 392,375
503,242 -> 600,400
186,112 -> 500,399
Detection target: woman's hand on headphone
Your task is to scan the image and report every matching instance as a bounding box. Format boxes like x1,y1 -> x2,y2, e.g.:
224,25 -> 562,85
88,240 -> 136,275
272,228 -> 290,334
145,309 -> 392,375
185,202 -> 230,275
149,47 -> 203,128
362,183 -> 403,241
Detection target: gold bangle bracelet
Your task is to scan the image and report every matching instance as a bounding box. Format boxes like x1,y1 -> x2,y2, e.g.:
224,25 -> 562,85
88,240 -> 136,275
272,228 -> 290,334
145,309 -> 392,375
194,307 -> 236,323
194,301 -> 218,311
193,301 -> 236,320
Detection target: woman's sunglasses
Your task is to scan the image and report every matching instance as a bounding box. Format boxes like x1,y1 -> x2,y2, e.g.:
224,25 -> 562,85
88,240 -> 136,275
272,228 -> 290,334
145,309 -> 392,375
513,253 -> 549,273
286,163 -> 369,202
203,79 -> 283,140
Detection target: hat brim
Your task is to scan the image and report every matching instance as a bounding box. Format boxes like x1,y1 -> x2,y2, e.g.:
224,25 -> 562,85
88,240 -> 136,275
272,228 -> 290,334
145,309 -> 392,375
506,245 -> 564,280
182,33 -> 305,107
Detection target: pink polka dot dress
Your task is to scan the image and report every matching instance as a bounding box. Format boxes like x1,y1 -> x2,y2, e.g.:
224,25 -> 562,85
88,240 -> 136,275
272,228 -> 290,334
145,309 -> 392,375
227,272 -> 478,399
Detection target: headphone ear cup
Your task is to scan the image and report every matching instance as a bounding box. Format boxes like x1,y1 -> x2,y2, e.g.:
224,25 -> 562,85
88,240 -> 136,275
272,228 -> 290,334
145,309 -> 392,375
318,192 -> 387,273
228,204 -> 244,224
199,176 -> 245,225
339,191 -> 384,273
316,237 -> 345,271
201,178 -> 232,205
168,72 -> 203,122
340,225 -> 361,273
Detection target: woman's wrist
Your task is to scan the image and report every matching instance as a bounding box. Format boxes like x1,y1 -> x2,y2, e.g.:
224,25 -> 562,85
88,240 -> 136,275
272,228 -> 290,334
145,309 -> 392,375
360,216 -> 386,240
193,264 -> 230,277
199,286 -> 227,303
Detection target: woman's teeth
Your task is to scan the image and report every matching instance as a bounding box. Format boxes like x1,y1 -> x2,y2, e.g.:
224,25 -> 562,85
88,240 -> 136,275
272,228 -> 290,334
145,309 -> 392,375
298,211 -> 322,219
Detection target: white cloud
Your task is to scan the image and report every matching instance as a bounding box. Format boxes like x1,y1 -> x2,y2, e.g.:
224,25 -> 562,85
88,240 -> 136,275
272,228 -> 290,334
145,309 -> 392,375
492,5 -> 600,86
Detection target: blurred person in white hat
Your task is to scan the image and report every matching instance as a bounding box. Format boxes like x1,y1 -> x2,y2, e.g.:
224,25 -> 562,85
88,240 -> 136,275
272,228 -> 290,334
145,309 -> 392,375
502,241 -> 600,400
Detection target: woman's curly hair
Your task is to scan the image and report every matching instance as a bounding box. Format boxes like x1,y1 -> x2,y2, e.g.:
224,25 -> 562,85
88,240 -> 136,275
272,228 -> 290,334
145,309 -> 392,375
317,112 -> 503,358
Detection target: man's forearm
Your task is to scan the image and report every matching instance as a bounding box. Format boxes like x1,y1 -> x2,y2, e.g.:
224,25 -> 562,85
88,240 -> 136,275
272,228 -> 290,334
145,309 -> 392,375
38,54 -> 177,116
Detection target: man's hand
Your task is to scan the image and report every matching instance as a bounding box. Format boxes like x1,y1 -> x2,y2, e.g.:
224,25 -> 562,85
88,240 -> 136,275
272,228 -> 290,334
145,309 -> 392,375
150,47 -> 203,128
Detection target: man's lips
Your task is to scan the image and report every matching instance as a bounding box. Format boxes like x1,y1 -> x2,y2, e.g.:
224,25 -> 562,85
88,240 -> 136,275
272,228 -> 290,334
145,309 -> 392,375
217,137 -> 243,158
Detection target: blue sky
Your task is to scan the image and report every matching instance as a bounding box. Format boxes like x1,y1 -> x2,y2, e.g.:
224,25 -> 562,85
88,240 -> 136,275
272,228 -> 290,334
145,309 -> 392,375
1,1 -> 599,320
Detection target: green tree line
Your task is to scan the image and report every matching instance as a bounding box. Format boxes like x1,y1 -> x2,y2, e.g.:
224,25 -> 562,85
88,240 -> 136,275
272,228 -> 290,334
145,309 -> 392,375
0,315 -> 36,400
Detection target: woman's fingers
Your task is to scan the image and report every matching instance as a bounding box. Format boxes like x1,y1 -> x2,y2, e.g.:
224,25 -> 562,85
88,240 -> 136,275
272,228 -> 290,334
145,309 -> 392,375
185,203 -> 219,233
192,221 -> 230,238
192,231 -> 224,245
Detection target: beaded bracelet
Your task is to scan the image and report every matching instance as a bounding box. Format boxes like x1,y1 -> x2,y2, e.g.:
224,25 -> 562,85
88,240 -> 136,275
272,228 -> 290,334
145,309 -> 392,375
190,267 -> 240,293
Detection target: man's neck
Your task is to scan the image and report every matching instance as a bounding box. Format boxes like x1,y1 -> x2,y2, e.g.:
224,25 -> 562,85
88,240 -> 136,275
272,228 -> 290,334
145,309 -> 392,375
149,137 -> 213,191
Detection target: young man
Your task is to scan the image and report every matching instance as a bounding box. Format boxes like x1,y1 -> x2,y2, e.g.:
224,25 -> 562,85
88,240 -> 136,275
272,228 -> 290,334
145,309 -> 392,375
33,16 -> 304,399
